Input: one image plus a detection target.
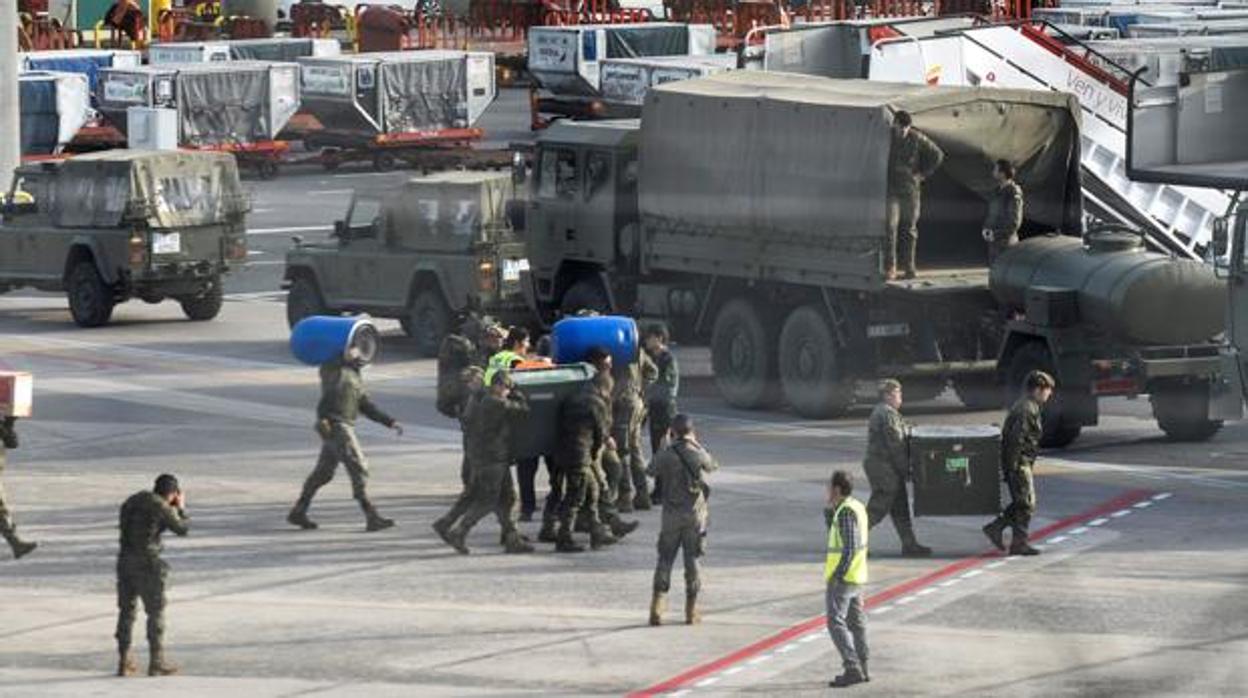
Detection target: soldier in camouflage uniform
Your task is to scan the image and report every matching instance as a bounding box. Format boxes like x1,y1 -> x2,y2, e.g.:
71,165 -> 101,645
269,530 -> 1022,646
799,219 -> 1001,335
555,353 -> 618,553
287,345 -> 404,532
0,417 -> 37,560
643,325 -> 679,459
982,159 -> 1024,264
433,371 -> 534,555
983,370 -> 1055,557
647,414 -> 717,626
886,111 -> 945,280
438,315 -> 501,489
612,349 -> 658,513
863,379 -> 931,557
115,474 -> 188,677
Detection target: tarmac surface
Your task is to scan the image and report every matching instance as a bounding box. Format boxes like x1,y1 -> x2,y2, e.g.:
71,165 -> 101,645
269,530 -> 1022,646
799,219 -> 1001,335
2,89 -> 1247,695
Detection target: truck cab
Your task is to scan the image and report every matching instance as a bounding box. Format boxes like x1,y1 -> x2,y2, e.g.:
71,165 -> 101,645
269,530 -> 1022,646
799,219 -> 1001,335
0,151 -> 248,327
284,170 -> 533,356
526,119 -> 641,321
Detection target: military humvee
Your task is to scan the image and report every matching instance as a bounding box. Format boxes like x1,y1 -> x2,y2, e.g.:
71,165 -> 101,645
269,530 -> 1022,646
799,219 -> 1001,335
0,151 -> 249,327
283,170 -> 533,357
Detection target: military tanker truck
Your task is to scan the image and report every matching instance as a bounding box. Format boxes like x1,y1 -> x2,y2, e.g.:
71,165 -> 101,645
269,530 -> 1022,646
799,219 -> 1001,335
523,71 -> 1229,446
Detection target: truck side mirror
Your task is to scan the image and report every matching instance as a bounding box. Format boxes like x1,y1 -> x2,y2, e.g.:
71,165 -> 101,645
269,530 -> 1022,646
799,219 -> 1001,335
1212,218 -> 1229,258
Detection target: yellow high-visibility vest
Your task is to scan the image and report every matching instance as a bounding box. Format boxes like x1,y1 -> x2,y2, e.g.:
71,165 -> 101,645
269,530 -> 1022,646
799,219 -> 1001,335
483,350 -> 521,386
824,496 -> 869,584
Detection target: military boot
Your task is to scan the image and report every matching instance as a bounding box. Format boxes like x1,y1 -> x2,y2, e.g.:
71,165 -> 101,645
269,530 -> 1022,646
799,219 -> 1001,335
609,517 -> 640,540
900,532 -> 932,558
432,518 -> 454,546
502,530 -> 534,554
574,511 -> 592,533
554,527 -> 585,554
633,490 -> 653,511
618,494 -> 635,514
589,524 -> 617,550
7,537 -> 37,560
1009,531 -> 1040,557
537,518 -> 559,544
649,592 -> 667,626
445,527 -> 470,555
148,651 -> 179,677
286,489 -> 318,530
685,592 -> 701,625
116,650 -> 138,677
360,500 -> 395,532
982,520 -> 1006,552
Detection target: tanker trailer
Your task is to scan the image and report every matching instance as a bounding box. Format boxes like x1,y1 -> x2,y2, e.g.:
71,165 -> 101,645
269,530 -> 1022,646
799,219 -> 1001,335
991,229 -> 1227,446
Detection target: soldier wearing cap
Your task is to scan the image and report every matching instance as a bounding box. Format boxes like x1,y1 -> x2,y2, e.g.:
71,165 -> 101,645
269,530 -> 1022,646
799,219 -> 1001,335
861,379 -> 931,557
984,370 -> 1055,556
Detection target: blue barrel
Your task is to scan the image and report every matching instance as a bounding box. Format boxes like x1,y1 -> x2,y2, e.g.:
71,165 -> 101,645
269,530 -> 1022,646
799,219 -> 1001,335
290,316 -> 377,366
551,316 -> 638,366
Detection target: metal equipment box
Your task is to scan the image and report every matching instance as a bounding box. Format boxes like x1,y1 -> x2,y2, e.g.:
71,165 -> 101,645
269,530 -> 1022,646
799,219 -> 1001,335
126,107 -> 179,151
1025,286 -> 1079,328
909,425 -> 1001,516
0,372 -> 33,418
509,363 -> 595,460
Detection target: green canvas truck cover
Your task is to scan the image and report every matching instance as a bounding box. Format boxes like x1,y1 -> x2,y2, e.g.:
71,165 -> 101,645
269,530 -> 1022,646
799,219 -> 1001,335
638,72 -> 1083,286
47,150 -> 246,230
386,170 -> 514,249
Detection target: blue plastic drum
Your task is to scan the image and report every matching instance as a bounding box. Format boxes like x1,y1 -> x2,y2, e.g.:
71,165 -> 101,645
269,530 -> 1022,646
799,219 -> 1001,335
551,316 -> 639,366
290,315 -> 379,366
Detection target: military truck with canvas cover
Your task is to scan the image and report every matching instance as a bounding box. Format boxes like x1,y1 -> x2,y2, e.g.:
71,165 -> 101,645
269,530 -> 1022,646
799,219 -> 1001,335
525,72 -> 1228,446
284,171 -> 531,357
0,151 -> 249,326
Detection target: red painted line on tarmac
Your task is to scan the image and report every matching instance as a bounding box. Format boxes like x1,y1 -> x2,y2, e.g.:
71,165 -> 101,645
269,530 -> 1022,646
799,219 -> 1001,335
628,488 -> 1156,697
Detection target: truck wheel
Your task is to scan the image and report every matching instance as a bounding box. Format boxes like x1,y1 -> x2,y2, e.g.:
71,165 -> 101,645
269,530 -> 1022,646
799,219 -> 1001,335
559,279 -> 611,316
402,289 -> 451,358
66,260 -> 114,328
1006,342 -> 1082,448
1151,383 -> 1223,442
712,298 -> 780,409
373,152 -> 397,172
777,305 -> 853,418
286,276 -> 326,328
953,374 -> 1004,411
178,279 -> 224,321
256,160 -> 280,180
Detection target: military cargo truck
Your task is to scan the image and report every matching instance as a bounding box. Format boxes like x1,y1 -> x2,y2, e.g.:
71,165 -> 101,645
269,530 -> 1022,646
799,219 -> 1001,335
0,151 -> 248,326
283,171 -> 532,357
524,72 -> 1228,446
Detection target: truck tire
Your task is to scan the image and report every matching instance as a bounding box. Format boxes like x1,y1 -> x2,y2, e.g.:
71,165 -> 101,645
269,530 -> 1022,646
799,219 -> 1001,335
1151,383 -> 1223,442
401,289 -> 451,358
953,374 -> 1004,411
66,259 -> 114,328
1005,342 -> 1082,449
286,276 -> 326,328
712,298 -> 780,409
178,279 -> 224,321
559,279 -> 611,316
777,305 -> 853,418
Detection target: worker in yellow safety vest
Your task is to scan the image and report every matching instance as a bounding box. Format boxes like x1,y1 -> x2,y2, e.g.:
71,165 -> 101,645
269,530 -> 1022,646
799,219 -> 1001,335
484,328 -> 533,387
824,469 -> 870,688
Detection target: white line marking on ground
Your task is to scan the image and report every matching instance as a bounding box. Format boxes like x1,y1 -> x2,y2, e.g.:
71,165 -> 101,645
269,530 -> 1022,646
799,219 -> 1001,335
917,587 -> 938,596
1133,501 -> 1153,509
723,666 -> 745,676
895,595 -> 918,605
1046,535 -> 1069,544
670,690 -> 691,697
1088,518 -> 1109,526
938,579 -> 960,588
1069,527 -> 1089,535
1152,492 -> 1174,501
960,569 -> 984,580
308,189 -> 353,195
1111,509 -> 1132,518
799,634 -> 820,643
244,260 -> 286,267
777,643 -> 799,653
247,225 -> 333,235
873,605 -> 894,614
695,676 -> 720,687
985,561 -> 1006,570
747,655 -> 773,665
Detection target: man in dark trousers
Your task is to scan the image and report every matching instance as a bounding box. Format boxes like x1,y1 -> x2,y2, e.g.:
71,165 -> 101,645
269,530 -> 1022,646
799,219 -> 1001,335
863,379 -> 931,557
983,370 -> 1055,556
886,110 -> 945,280
982,159 -> 1024,263
554,353 -> 617,552
825,469 -> 870,688
287,344 -> 404,532
0,417 -> 37,560
115,474 -> 189,677
647,414 -> 717,626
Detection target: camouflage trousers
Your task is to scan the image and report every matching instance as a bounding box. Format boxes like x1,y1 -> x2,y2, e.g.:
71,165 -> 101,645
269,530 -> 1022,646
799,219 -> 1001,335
886,191 -> 921,274
612,399 -> 649,502
864,462 -> 918,546
0,472 -> 14,541
446,463 -> 519,536
995,466 -> 1036,536
115,555 -> 169,653
653,517 -> 703,595
558,455 -> 599,533
302,422 -> 370,504
595,448 -> 623,525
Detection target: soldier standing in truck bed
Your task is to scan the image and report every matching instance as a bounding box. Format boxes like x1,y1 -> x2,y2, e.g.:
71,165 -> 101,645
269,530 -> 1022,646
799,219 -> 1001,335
862,379 -> 931,558
887,110 -> 945,281
0,417 -> 37,560
115,474 -> 188,677
983,370 -> 1054,557
287,345 -> 404,532
982,159 -> 1024,264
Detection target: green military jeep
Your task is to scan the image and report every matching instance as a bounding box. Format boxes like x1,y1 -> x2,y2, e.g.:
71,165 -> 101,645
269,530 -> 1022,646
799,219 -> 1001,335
0,151 -> 249,327
283,170 -> 534,357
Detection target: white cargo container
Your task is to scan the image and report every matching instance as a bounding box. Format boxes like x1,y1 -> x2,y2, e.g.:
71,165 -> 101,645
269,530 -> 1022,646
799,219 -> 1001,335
297,50 -> 495,136
528,23 -> 717,97
98,61 -> 301,146
600,54 -> 736,106
148,41 -> 233,64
